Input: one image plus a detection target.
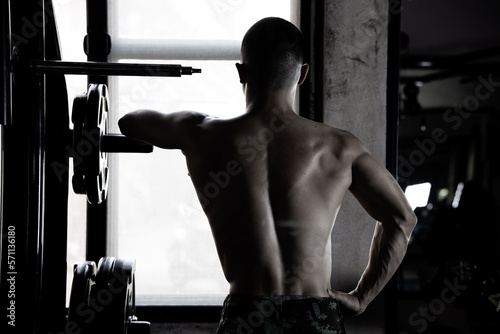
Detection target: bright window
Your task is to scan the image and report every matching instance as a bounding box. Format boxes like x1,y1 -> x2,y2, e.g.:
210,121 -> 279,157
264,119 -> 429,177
107,0 -> 299,305
405,182 -> 432,211
55,0 -> 299,306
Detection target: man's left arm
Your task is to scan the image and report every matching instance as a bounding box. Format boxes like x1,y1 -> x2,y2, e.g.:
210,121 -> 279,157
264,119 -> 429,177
329,143 -> 417,315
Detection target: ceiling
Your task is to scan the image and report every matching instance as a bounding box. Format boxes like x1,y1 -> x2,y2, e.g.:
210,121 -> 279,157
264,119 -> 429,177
398,0 -> 500,117
400,0 -> 500,58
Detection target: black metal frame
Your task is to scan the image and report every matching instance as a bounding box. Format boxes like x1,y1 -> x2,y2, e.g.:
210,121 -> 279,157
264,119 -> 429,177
1,1 -> 70,333
85,0 -> 109,264
299,0 -> 324,122
385,2 -> 402,333
1,0 -> 11,125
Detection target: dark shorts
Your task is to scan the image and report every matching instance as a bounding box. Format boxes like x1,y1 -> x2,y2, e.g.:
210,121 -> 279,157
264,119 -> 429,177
216,295 -> 347,334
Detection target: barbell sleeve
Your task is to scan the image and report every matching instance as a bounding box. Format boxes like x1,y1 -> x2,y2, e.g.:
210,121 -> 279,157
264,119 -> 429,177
100,134 -> 153,153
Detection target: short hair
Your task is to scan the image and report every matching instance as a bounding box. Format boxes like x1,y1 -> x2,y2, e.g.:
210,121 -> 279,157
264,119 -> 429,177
241,17 -> 305,90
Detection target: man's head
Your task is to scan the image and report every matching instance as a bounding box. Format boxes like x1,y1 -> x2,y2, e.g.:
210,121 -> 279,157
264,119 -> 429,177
237,17 -> 307,91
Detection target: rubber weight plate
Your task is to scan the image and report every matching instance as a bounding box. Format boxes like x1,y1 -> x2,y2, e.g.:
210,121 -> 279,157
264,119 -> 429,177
68,261 -> 97,333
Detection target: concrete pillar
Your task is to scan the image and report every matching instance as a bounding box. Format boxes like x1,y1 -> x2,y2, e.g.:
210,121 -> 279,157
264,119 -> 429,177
324,1 -> 389,333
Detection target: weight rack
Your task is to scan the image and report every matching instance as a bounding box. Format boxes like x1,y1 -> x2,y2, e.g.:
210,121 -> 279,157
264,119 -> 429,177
0,1 -> 200,333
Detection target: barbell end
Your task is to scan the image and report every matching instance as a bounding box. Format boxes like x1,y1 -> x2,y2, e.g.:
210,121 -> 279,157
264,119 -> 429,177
181,67 -> 202,75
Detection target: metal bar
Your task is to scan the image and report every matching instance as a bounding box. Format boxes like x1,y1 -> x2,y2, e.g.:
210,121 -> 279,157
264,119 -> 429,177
100,134 -> 153,153
85,0 -> 108,275
15,60 -> 201,76
86,0 -> 109,85
110,38 -> 240,61
1,0 -> 11,125
385,2 -> 402,333
298,0 -> 324,122
40,0 -> 72,331
313,0 -> 324,123
86,0 -> 109,62
298,0 -> 312,119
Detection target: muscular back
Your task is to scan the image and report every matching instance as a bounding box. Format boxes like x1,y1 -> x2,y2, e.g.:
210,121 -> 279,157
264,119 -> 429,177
182,108 -> 361,297
119,103 -> 416,306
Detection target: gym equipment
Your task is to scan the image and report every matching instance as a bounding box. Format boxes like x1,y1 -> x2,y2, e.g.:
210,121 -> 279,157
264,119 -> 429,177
71,83 -> 153,204
68,257 -> 150,334
13,59 -> 202,77
9,50 -> 201,204
68,261 -> 97,333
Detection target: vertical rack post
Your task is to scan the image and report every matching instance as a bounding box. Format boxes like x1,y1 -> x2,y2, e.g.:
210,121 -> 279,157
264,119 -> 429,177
1,0 -> 46,332
385,1 -> 402,333
85,0 -> 110,263
1,0 -> 11,125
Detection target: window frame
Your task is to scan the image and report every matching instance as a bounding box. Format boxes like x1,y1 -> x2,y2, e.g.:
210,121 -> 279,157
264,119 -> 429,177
101,0 -> 318,322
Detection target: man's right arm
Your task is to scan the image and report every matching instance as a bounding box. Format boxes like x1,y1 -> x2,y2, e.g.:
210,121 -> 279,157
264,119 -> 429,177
329,141 -> 417,315
118,109 -> 208,153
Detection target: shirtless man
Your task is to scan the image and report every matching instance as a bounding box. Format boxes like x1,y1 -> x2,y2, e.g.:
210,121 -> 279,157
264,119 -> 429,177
119,17 -> 417,333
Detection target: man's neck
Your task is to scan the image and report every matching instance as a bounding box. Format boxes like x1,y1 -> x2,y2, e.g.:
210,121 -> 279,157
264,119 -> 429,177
244,85 -> 297,115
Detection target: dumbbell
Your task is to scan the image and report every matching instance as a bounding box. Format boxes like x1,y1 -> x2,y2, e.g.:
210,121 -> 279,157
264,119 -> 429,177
68,257 -> 150,334
71,84 -> 153,204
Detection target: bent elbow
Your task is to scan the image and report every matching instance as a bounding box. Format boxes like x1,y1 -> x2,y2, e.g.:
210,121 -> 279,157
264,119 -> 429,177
118,113 -> 135,137
401,210 -> 418,241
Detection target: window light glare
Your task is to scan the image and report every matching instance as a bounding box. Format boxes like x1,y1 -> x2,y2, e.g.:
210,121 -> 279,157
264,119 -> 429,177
405,182 -> 432,211
452,182 -> 464,208
437,188 -> 449,201
418,61 -> 433,67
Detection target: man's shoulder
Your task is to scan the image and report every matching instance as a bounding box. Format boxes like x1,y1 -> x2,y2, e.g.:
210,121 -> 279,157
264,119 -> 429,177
176,110 -> 212,124
174,111 -> 225,136
313,122 -> 362,144
314,123 -> 370,161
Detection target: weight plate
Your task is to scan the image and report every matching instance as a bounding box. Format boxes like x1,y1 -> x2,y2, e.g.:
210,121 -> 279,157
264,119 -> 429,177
71,94 -> 89,195
95,256 -> 116,283
92,257 -> 136,334
89,257 -> 116,333
71,83 -> 152,204
84,84 -> 109,204
114,258 -> 136,333
68,261 -> 97,332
